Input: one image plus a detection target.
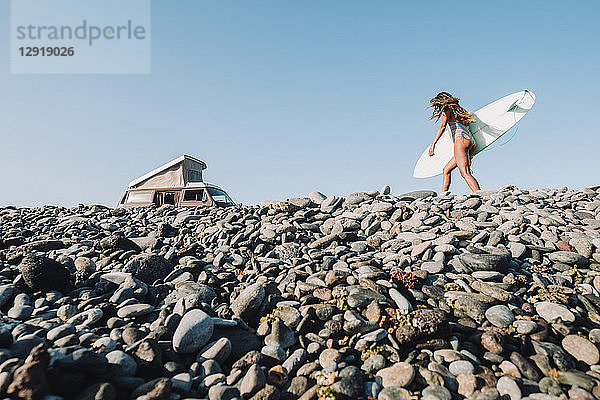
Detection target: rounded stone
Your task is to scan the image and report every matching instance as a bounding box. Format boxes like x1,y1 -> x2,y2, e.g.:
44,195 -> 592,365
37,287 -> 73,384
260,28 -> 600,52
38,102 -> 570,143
448,360 -> 475,376
0,285 -> 14,309
376,362 -> 415,388
422,384 -> 451,400
535,302 -> 575,323
230,283 -> 265,320
239,363 -> 266,397
562,335 -> 600,365
208,385 -> 240,400
513,320 -> 538,334
106,350 -> 137,376
47,324 -> 76,342
261,345 -> 286,362
199,338 -> 232,365
172,309 -> 214,354
7,305 -> 33,320
319,348 -> 341,370
75,257 -> 96,275
548,251 -> 589,266
122,327 -> 146,345
589,329 -> 600,343
497,376 -> 521,400
485,305 -> 515,328
116,304 -> 154,319
421,262 -> 444,274
378,386 -> 411,400
362,354 -> 386,374
57,304 -> 78,322
92,337 -> 117,352
171,372 -> 192,393
389,289 -> 412,314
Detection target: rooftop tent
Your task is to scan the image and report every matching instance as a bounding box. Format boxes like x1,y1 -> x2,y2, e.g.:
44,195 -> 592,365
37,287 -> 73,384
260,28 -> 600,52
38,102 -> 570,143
128,155 -> 207,190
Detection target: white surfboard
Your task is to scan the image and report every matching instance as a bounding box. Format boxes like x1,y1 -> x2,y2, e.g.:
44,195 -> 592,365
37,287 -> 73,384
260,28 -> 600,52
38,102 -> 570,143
413,90 -> 536,178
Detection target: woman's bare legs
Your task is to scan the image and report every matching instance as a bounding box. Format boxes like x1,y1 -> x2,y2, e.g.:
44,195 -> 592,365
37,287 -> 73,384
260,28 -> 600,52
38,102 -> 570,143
454,137 -> 480,191
442,157 -> 457,192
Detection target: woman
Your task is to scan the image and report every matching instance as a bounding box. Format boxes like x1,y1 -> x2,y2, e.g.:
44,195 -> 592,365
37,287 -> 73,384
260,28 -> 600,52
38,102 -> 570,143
428,92 -> 481,192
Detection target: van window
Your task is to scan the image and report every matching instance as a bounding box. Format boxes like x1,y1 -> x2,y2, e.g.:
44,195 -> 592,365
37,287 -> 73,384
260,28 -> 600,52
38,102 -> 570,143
183,189 -> 208,202
126,191 -> 154,203
188,170 -> 203,182
154,191 -> 177,206
207,188 -> 234,205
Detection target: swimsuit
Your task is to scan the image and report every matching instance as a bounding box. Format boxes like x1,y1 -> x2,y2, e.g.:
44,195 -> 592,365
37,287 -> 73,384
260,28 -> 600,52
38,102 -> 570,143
447,120 -> 476,150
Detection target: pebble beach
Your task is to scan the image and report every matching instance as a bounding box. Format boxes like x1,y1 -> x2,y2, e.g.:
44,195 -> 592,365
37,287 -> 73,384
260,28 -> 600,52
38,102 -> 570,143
1,185 -> 600,400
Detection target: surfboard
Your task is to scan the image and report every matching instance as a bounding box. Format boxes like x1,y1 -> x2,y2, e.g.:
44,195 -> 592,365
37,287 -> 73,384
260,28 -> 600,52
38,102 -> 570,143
413,90 -> 536,178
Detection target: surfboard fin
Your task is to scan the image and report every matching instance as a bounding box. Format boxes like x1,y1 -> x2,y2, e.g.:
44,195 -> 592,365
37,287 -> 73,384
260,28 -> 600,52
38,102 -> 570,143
508,90 -> 534,112
507,101 -> 529,113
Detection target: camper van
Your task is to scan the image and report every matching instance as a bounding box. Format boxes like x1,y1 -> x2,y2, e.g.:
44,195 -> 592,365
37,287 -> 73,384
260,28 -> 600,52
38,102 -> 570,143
118,155 -> 235,208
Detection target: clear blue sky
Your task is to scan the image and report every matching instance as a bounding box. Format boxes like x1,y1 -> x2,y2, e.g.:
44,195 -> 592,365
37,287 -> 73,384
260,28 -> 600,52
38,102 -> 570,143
1,1 -> 599,207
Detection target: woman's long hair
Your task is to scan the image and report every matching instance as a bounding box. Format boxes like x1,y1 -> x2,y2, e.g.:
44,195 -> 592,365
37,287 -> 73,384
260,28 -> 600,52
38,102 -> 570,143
430,92 -> 475,125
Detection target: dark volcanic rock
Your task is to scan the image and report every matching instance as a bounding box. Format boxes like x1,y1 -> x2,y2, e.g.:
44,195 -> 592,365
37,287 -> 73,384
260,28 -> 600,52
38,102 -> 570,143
411,308 -> 449,336
19,255 -> 72,293
100,234 -> 141,252
122,254 -> 171,284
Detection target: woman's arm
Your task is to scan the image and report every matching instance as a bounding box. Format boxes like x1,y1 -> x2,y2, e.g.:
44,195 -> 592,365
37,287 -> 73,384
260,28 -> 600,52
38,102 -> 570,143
429,108 -> 449,156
